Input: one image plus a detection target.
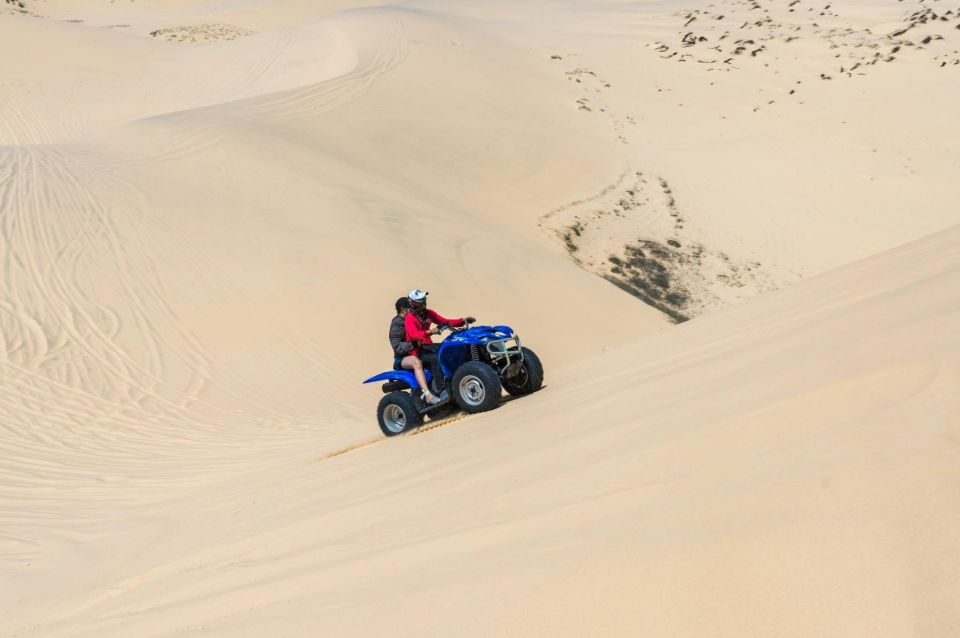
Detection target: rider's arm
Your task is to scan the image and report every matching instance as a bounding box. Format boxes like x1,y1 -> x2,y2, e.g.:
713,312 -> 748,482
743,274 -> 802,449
428,310 -> 465,327
390,333 -> 413,355
405,312 -> 431,342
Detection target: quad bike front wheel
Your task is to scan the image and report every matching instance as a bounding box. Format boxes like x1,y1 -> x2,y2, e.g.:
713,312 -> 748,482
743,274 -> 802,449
452,362 -> 502,413
503,347 -> 544,396
377,391 -> 421,436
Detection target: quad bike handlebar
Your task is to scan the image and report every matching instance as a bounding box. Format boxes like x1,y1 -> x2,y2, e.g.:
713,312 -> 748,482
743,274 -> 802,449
435,318 -> 475,336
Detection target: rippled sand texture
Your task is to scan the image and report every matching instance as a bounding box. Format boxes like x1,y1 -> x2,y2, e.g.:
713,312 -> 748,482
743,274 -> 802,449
1,0 -> 958,635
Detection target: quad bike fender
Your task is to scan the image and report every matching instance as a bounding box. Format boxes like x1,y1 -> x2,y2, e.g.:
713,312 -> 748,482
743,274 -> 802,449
363,369 -> 432,390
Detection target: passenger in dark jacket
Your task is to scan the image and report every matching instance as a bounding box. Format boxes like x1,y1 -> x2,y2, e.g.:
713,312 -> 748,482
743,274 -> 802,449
389,297 -> 439,404
389,298 -> 414,363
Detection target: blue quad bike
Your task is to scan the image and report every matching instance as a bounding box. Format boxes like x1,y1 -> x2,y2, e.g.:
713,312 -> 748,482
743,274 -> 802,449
363,324 -> 543,436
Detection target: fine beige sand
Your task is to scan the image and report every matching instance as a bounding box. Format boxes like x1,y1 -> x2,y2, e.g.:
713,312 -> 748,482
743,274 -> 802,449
2,0 -> 958,635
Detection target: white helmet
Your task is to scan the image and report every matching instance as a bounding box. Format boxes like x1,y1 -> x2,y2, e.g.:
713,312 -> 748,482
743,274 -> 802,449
408,289 -> 429,304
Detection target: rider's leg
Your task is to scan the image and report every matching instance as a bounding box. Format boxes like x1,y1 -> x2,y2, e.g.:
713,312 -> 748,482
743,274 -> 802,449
419,345 -> 443,391
401,355 -> 436,401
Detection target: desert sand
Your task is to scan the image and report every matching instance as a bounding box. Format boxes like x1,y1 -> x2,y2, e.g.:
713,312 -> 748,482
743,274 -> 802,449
1,0 -> 958,635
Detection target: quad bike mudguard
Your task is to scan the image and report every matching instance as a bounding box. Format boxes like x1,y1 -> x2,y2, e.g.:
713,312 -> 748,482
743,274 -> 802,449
363,368 -> 432,392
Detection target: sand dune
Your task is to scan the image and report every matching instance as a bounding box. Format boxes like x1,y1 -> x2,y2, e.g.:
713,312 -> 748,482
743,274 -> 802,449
6,218 -> 958,637
2,0 -> 958,635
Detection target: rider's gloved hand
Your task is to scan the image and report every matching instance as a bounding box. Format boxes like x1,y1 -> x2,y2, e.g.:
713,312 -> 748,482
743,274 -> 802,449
465,316 -> 476,324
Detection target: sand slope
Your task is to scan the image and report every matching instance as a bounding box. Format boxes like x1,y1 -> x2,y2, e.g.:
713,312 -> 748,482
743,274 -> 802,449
2,4 -> 667,626
2,0 -> 959,635
6,222 -> 958,637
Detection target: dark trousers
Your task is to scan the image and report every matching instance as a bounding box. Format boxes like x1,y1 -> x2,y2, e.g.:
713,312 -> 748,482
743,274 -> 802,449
419,344 -> 443,389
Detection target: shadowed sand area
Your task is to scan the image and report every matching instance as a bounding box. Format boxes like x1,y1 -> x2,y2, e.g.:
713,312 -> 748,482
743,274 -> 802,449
1,0 -> 958,635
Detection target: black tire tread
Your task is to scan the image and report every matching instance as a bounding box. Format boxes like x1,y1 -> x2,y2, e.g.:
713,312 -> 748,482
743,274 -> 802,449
451,362 -> 502,413
503,347 -> 544,396
377,391 -> 421,437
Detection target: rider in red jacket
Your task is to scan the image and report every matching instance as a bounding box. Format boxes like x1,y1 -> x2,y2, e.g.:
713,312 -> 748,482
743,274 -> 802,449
404,289 -> 475,388
405,308 -> 466,355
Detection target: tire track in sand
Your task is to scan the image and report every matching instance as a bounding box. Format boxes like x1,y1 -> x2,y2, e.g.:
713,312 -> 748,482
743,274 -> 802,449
0,10 -> 413,594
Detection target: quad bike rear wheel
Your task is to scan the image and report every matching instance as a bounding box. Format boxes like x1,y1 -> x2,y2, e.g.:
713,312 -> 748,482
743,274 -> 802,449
503,347 -> 544,396
452,362 -> 501,413
377,391 -> 421,436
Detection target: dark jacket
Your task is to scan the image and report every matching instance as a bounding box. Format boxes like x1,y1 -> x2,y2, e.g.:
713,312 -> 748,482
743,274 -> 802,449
389,315 -> 414,357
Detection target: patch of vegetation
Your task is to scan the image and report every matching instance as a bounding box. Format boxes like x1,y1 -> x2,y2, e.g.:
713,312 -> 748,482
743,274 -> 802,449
562,221 -> 584,253
603,276 -> 690,323
605,240 -> 694,323
3,0 -> 28,13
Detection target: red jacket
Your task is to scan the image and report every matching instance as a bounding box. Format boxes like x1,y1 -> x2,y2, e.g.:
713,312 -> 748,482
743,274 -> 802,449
405,309 -> 464,355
